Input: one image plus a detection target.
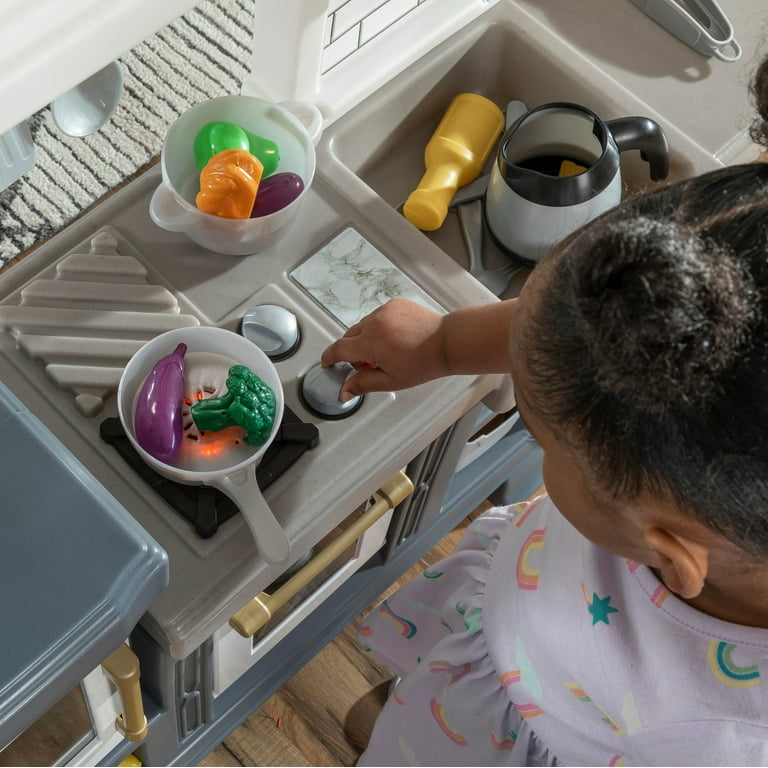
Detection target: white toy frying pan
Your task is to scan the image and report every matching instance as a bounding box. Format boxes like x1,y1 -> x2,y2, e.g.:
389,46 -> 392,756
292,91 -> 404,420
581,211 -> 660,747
117,326 -> 289,564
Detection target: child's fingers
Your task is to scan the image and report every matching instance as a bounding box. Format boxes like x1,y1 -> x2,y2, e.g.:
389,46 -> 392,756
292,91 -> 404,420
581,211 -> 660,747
320,334 -> 373,369
339,366 -> 394,399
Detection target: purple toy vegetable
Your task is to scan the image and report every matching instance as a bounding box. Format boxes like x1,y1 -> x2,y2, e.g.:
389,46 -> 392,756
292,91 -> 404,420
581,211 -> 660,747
250,172 -> 304,217
134,342 -> 187,463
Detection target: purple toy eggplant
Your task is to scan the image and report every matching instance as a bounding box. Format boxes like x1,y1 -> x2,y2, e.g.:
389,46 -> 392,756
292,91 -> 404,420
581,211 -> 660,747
250,172 -> 304,217
134,342 -> 187,463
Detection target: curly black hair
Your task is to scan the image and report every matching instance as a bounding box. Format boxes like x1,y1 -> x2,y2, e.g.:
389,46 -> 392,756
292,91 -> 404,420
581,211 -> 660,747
750,52 -> 768,148
519,59 -> 768,558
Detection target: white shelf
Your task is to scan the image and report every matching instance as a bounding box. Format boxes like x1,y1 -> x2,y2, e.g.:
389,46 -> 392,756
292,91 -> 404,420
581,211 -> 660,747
0,0 -> 200,135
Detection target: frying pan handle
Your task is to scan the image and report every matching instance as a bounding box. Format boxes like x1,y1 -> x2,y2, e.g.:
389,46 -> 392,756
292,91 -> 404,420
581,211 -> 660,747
212,472 -> 291,564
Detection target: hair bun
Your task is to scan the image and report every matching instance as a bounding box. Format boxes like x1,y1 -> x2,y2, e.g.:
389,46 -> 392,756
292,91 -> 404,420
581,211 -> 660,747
573,217 -> 757,413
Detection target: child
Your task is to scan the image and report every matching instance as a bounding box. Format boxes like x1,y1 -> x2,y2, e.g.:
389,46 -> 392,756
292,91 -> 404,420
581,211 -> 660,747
320,59 -> 768,766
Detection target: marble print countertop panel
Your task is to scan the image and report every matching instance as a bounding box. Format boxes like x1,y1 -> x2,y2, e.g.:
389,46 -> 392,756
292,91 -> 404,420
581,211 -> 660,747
289,226 -> 444,329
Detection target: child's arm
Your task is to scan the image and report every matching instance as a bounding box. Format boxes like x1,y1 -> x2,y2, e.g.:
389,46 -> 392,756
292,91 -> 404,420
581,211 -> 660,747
320,297 -> 517,400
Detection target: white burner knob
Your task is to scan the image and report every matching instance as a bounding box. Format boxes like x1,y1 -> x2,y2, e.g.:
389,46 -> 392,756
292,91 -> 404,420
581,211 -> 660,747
241,304 -> 300,359
301,362 -> 362,418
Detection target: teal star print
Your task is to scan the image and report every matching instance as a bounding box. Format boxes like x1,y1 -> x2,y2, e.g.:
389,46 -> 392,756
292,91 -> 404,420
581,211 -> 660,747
589,593 -> 619,625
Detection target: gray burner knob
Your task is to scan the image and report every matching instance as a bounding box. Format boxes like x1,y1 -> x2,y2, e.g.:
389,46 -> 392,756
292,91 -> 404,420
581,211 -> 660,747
241,304 -> 300,360
302,362 -> 362,417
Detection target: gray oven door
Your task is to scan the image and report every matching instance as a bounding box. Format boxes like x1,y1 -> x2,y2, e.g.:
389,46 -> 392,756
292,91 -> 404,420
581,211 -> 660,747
0,379 -> 168,749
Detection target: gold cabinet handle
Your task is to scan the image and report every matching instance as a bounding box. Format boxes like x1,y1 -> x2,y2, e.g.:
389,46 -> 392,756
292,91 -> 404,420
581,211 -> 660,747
101,644 -> 148,742
230,470 -> 413,638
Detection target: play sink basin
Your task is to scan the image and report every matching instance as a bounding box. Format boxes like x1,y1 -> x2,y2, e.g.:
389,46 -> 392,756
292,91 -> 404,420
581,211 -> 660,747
318,2 -> 719,295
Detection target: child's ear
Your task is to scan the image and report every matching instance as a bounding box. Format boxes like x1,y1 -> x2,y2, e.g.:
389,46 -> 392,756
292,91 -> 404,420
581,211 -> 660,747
643,527 -> 710,599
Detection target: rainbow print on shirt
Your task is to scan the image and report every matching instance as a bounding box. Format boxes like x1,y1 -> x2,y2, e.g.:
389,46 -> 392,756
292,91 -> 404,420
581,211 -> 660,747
490,729 -> 517,750
648,583 -> 671,608
625,560 -> 671,607
378,599 -> 417,638
566,682 -> 624,735
516,527 -> 547,590
514,702 -> 545,719
500,669 -> 521,692
512,494 -> 545,528
429,660 -> 471,683
708,640 -> 761,688
429,697 -> 467,745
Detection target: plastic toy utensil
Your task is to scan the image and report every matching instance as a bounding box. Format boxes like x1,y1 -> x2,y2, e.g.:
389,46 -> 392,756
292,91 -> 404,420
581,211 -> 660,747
193,121 -> 280,177
250,172 -> 304,217
196,148 -> 264,219
134,343 -> 187,463
51,60 -> 124,137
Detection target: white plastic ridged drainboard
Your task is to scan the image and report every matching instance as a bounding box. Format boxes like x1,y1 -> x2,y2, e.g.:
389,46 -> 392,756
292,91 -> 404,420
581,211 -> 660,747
0,228 -> 199,417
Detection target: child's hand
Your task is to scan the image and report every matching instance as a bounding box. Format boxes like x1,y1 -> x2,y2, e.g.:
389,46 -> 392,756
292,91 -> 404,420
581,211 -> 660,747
320,299 -> 447,400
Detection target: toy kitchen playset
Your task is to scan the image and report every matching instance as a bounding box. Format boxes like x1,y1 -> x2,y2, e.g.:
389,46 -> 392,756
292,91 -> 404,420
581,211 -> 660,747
0,0 -> 765,765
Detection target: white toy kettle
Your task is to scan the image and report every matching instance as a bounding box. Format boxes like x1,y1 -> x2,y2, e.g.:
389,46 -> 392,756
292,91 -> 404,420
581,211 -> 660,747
484,101 -> 669,263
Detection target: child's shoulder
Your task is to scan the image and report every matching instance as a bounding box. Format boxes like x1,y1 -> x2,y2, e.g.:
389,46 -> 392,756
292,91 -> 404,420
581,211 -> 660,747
476,493 -> 561,535
462,493 -> 572,561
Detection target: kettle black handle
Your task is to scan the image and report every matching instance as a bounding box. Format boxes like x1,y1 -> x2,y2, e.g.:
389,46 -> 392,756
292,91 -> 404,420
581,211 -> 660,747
606,117 -> 670,182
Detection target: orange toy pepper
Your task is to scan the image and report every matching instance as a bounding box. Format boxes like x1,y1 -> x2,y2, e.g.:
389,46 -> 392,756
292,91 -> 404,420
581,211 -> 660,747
196,148 -> 264,219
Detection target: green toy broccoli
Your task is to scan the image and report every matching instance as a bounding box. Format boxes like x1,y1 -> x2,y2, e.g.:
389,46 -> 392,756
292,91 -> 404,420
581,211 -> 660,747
190,364 -> 276,445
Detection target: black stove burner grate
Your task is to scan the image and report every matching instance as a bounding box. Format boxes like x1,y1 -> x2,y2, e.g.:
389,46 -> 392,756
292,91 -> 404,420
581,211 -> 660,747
100,408 -> 319,538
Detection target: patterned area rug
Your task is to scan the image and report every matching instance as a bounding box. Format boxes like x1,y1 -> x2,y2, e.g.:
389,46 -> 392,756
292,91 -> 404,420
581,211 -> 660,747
0,0 -> 254,267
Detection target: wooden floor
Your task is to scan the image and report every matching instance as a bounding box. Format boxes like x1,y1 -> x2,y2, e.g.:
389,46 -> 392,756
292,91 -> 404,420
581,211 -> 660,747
198,501 -> 493,767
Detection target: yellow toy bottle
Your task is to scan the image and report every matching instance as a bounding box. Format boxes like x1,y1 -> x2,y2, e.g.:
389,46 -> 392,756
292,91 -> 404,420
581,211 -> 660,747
403,93 -> 504,231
